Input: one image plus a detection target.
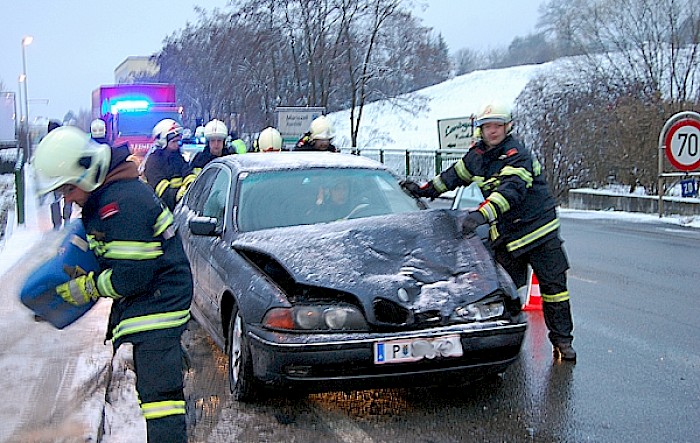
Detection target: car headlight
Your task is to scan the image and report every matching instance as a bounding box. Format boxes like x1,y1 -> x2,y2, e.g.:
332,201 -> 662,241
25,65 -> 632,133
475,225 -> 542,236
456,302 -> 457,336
264,305 -> 369,331
451,297 -> 505,322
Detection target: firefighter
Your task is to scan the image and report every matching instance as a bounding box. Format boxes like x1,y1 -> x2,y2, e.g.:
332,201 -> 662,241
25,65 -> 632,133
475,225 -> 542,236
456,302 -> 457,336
293,115 -> 338,152
402,101 -> 577,362
143,118 -> 192,210
90,118 -> 108,145
33,126 -> 193,442
189,119 -> 232,171
257,126 -> 283,152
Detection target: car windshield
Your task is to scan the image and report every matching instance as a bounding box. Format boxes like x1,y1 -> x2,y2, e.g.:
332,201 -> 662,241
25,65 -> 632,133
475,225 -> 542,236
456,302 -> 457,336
237,168 -> 421,232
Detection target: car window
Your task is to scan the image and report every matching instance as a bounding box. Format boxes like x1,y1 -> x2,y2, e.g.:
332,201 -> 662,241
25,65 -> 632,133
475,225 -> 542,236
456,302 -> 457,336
237,168 -> 422,232
451,182 -> 485,210
202,169 -> 231,227
184,168 -> 220,214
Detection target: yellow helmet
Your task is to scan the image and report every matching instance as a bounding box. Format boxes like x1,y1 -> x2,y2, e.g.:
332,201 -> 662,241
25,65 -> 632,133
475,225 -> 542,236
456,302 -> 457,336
258,127 -> 282,151
90,118 -> 106,138
204,119 -> 228,140
34,126 -> 110,194
475,102 -> 512,127
309,115 -> 335,140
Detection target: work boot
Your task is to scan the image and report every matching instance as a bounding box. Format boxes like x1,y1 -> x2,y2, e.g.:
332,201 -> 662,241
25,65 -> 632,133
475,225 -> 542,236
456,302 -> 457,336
553,343 -> 577,361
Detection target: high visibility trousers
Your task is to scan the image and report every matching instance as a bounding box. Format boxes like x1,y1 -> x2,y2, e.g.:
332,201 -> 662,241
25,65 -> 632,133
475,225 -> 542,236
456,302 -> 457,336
494,235 -> 574,346
133,336 -> 187,443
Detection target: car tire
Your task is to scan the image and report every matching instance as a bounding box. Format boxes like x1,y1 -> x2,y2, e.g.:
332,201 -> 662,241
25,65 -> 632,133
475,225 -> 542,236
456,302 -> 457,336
227,306 -> 258,402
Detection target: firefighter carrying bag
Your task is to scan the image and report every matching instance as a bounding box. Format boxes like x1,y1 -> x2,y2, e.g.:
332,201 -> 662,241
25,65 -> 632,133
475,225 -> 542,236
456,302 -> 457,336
20,220 -> 99,329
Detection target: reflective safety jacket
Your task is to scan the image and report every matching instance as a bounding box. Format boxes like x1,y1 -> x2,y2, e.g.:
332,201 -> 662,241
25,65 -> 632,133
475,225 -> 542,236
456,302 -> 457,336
430,135 -> 559,256
82,145 -> 193,348
143,148 -> 192,210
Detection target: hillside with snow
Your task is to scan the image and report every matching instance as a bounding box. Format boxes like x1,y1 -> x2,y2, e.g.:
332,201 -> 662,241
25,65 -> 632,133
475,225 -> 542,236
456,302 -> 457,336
330,61 -> 557,150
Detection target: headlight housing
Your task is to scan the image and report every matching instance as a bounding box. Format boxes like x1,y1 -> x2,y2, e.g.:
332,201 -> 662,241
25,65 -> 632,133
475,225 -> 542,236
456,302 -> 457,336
450,296 -> 505,322
263,304 -> 369,331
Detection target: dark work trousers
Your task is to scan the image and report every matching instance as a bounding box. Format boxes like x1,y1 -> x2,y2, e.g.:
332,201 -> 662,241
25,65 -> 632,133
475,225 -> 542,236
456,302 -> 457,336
132,336 -> 187,443
494,234 -> 575,346
50,191 -> 73,229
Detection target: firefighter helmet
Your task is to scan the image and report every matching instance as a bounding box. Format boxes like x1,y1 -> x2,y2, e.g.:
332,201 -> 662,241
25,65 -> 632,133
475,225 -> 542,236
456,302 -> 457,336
309,115 -> 335,141
90,118 -> 106,138
204,119 -> 228,140
475,102 -> 512,127
34,126 -> 110,194
152,118 -> 183,148
257,127 -> 282,151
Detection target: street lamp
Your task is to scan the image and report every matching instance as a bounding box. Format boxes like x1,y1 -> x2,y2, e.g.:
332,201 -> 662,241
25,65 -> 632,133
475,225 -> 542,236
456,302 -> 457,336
21,36 -> 32,159
21,36 -> 32,125
17,75 -> 24,125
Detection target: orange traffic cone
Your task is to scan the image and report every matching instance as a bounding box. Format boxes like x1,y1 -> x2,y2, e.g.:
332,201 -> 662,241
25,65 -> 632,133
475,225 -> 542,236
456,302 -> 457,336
523,269 -> 543,311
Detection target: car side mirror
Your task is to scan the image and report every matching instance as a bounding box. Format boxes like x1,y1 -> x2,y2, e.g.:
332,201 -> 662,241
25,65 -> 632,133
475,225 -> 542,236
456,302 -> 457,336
189,216 -> 220,236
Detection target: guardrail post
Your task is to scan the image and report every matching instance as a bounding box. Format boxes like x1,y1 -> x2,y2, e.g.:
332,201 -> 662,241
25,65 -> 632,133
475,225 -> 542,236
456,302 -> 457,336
404,151 -> 411,177
14,148 -> 25,225
435,150 -> 442,176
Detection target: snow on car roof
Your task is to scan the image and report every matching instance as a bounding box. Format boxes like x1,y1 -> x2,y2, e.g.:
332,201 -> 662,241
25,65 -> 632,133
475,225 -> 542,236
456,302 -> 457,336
212,152 -> 389,173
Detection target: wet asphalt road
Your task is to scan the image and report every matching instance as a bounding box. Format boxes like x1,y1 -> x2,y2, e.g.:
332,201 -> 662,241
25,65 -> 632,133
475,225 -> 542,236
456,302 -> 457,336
182,215 -> 700,443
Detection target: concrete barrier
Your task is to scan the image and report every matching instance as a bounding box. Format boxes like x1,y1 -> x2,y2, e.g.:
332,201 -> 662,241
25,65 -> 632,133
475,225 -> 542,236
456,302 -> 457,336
567,188 -> 700,216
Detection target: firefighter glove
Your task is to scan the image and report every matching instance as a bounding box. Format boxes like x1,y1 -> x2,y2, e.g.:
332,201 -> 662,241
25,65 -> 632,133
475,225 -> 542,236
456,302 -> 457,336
56,271 -> 101,306
462,210 -> 487,235
400,180 -> 441,200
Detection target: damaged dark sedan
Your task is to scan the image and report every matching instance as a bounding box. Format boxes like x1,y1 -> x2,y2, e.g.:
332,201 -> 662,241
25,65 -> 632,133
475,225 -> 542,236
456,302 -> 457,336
174,152 -> 527,401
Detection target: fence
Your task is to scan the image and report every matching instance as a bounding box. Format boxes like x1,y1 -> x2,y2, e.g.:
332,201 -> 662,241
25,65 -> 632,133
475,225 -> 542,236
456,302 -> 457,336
339,147 -> 468,181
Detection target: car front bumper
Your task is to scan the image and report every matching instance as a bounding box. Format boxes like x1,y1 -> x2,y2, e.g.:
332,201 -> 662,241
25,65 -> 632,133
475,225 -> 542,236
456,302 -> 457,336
246,317 -> 527,391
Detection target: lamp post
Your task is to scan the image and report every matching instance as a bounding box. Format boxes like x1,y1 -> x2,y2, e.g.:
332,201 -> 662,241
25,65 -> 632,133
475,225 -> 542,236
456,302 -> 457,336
17,75 -> 24,126
21,36 -> 33,159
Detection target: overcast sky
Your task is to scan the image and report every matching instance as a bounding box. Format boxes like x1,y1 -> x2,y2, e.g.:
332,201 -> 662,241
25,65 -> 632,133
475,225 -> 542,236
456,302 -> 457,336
0,0 -> 543,122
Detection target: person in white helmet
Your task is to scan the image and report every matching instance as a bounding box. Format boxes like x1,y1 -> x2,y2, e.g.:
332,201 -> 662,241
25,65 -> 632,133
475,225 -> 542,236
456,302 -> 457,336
190,119 -> 232,171
402,101 -> 576,362
256,126 -> 283,152
33,126 -> 193,443
143,118 -> 192,210
294,115 -> 337,152
90,118 -> 108,145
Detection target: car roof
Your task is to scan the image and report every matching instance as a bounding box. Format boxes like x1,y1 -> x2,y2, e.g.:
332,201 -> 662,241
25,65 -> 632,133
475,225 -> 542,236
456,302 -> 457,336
211,152 -> 390,174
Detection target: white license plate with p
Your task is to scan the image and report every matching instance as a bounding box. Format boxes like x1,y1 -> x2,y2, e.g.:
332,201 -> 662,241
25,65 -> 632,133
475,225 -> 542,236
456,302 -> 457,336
374,335 -> 463,364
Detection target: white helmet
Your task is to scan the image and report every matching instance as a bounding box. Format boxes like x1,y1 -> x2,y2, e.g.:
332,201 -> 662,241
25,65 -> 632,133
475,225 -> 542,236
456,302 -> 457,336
152,118 -> 183,148
204,119 -> 228,140
34,126 -> 110,194
309,115 -> 335,141
475,102 -> 513,127
258,127 -> 282,151
194,125 -> 205,139
90,118 -> 106,138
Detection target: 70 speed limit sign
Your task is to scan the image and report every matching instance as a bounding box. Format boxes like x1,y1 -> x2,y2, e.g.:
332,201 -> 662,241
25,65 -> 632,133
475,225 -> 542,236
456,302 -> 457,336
664,118 -> 700,171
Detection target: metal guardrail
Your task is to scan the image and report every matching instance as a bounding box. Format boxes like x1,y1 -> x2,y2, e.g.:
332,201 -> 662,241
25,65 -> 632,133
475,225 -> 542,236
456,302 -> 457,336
14,148 -> 25,225
339,147 -> 467,180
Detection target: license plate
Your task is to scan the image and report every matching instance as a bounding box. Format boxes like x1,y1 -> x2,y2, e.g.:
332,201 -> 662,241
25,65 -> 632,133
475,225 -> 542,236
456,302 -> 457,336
374,335 -> 463,364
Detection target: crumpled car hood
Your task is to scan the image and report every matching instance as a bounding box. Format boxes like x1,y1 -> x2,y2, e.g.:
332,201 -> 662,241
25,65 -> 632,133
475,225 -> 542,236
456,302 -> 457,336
233,209 -> 501,321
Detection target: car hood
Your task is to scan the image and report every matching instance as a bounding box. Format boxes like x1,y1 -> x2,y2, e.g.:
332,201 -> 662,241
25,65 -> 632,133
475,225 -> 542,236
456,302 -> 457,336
233,209 -> 504,322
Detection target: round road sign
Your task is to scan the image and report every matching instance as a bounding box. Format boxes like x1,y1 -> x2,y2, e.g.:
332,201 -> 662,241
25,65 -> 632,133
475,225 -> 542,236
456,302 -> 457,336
664,118 -> 700,171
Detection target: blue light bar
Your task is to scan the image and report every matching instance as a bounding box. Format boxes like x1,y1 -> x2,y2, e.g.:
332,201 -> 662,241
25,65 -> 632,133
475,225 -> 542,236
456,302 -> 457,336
111,100 -> 150,113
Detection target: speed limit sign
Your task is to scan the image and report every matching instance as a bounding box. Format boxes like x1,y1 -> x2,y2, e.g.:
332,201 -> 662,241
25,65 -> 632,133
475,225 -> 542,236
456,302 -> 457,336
664,118 -> 700,171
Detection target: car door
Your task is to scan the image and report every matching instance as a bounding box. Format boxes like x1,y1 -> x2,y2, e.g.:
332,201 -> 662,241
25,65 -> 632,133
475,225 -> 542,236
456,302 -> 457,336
179,167 -> 222,327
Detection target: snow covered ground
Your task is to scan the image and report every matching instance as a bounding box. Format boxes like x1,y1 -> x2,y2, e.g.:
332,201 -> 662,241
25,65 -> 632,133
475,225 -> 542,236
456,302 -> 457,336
0,61 -> 697,441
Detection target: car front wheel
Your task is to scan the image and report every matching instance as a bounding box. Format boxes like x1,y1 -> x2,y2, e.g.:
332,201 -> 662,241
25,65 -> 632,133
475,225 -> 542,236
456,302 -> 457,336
227,306 -> 258,402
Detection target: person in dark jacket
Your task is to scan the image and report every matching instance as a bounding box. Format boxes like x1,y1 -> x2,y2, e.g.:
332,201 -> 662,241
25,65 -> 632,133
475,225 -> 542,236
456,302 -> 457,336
189,118 -> 232,172
43,120 -> 73,229
403,102 -> 576,362
33,126 -> 193,443
90,118 -> 109,145
143,119 -> 192,210
293,115 -> 338,152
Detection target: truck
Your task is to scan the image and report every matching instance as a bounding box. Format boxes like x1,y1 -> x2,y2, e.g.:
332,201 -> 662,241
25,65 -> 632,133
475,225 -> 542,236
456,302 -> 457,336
91,83 -> 183,158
